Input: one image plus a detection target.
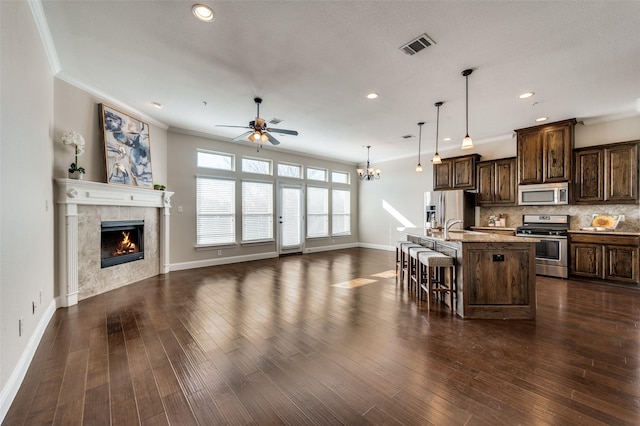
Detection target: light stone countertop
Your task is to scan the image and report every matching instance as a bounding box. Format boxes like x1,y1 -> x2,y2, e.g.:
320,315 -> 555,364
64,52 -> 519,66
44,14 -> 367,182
471,226 -> 518,231
404,228 -> 539,243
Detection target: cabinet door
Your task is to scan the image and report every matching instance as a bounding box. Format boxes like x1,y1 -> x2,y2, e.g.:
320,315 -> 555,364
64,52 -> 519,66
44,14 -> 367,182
605,245 -> 639,284
518,131 -> 543,184
607,144 -> 638,203
453,156 -> 476,189
476,162 -> 494,205
465,248 -> 530,305
571,243 -> 603,279
543,124 -> 572,182
574,148 -> 604,203
433,160 -> 452,190
494,158 -> 517,205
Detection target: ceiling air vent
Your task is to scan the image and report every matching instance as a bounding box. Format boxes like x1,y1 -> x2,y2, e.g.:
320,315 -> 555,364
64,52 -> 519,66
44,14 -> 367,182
269,118 -> 283,125
400,33 -> 436,56
401,134 -> 415,139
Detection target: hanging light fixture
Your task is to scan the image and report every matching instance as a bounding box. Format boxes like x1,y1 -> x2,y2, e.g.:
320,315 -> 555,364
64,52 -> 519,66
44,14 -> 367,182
356,146 -> 381,181
416,122 -> 425,173
461,69 -> 474,149
432,101 -> 443,164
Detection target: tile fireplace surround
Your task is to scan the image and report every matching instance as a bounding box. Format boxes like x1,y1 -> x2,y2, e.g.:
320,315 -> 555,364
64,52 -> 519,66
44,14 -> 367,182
55,179 -> 173,307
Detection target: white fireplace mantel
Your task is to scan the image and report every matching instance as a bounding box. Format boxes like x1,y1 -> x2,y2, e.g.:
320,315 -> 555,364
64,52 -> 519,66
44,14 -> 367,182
55,178 -> 174,307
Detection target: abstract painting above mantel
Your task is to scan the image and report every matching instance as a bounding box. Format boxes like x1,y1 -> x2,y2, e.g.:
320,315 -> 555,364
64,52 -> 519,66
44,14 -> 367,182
99,103 -> 153,187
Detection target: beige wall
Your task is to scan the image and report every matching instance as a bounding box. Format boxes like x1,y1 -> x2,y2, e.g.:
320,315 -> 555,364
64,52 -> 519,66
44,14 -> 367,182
53,78 -> 168,184
167,131 -> 359,267
358,115 -> 640,248
1,0 -> 55,404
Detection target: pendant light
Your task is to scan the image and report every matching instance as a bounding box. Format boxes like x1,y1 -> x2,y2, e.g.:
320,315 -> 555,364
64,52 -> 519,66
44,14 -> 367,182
416,122 -> 425,173
461,69 -> 474,149
432,102 -> 443,164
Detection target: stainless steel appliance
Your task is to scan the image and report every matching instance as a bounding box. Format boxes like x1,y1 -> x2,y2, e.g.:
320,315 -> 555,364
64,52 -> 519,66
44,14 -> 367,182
516,214 -> 569,278
518,182 -> 569,206
424,190 -> 476,230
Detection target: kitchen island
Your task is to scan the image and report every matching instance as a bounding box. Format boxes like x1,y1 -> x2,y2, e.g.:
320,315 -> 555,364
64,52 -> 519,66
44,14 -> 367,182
404,228 -> 539,319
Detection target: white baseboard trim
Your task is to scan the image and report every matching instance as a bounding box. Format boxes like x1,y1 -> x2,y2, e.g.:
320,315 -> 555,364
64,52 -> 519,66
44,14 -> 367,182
0,299 -> 57,423
359,242 -> 394,252
170,251 -> 279,272
303,242 -> 359,254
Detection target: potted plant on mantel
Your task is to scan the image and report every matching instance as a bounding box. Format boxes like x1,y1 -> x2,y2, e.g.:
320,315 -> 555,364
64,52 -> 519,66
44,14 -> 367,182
61,130 -> 86,179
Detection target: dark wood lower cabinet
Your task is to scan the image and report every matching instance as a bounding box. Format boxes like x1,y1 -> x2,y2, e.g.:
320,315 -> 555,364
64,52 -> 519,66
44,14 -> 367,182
570,233 -> 640,284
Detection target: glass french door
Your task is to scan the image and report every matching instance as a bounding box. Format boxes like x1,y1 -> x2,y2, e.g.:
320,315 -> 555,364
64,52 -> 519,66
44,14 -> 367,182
277,183 -> 304,255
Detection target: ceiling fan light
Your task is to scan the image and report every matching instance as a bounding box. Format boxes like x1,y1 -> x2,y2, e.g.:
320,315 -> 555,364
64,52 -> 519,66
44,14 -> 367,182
261,133 -> 268,142
461,134 -> 474,149
432,153 -> 442,164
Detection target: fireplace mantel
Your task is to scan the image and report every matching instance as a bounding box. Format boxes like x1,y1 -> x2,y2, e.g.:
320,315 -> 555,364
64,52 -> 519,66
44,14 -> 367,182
55,178 -> 174,307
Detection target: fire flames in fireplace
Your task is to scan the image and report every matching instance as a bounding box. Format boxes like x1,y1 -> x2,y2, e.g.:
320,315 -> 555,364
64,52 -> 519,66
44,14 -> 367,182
113,231 -> 138,256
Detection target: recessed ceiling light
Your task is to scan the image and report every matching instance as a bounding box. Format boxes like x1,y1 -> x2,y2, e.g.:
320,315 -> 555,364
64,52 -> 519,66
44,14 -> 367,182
535,117 -> 548,122
519,92 -> 535,99
443,137 -> 451,141
151,102 -> 163,109
367,93 -> 378,99
192,4 -> 215,22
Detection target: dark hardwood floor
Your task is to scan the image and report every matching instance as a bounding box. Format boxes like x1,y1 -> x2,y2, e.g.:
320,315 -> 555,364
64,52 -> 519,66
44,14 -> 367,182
4,248 -> 640,425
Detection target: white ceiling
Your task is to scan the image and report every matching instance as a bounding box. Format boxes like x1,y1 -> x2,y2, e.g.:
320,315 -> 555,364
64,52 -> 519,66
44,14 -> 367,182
40,1 -> 640,165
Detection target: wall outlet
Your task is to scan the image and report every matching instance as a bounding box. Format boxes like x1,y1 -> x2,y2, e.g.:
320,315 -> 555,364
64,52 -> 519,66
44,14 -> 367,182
39,290 -> 43,305
217,250 -> 222,256
619,215 -> 625,221
19,318 -> 23,336
177,206 -> 183,213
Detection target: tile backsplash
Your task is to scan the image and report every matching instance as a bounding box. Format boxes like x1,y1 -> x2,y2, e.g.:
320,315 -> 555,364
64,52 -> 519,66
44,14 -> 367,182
479,204 -> 640,231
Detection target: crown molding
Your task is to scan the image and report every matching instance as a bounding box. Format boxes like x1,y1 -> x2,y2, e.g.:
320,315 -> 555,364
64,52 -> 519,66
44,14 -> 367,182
28,0 -> 61,74
580,110 -> 640,126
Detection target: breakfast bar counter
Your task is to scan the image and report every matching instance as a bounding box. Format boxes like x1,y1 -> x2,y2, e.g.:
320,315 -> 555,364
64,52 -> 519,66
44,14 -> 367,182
404,228 -> 539,319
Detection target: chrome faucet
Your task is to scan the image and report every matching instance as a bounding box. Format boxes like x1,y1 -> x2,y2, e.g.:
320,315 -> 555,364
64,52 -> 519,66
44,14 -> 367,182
443,219 -> 463,240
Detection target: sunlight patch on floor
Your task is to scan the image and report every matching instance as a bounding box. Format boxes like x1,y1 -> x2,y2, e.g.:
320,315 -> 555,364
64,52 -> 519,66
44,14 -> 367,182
332,278 -> 377,288
371,270 -> 397,278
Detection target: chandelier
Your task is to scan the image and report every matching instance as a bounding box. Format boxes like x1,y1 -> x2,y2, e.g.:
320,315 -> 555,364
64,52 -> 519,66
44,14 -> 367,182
356,145 -> 381,181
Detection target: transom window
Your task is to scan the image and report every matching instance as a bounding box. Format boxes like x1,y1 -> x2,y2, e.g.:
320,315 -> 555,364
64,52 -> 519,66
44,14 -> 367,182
331,170 -> 350,184
277,163 -> 302,179
197,150 -> 234,171
307,167 -> 327,182
242,157 -> 272,175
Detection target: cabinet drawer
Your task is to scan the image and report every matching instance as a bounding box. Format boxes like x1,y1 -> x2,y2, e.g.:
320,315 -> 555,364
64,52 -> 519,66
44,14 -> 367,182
571,234 -> 640,246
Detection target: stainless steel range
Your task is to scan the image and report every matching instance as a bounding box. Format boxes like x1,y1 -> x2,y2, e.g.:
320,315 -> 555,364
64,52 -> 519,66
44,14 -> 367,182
516,214 -> 570,278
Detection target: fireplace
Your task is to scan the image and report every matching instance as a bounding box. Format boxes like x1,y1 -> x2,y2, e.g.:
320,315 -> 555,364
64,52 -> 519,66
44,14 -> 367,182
101,220 -> 144,268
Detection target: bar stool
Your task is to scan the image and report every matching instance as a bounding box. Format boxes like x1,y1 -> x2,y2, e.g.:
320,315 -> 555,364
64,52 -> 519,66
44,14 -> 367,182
408,246 -> 433,292
417,251 -> 455,311
399,243 -> 422,284
395,240 -> 412,275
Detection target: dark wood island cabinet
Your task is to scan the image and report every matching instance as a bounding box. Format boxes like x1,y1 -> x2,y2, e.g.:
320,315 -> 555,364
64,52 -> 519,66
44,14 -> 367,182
404,229 -> 537,319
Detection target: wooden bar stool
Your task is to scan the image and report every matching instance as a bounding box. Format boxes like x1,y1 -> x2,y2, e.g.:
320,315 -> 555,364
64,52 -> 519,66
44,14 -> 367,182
399,243 -> 422,284
395,240 -> 412,275
409,246 -> 433,292
417,251 -> 455,311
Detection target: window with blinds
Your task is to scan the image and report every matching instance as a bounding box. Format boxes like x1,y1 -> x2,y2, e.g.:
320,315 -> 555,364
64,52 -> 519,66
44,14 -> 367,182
332,189 -> 351,235
242,181 -> 274,242
307,186 -> 328,238
196,177 -> 235,245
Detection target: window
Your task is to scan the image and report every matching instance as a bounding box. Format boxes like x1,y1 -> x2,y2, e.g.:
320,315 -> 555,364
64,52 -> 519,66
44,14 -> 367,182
242,181 -> 273,242
196,177 -> 235,245
242,157 -> 272,175
331,170 -> 350,184
332,189 -> 351,235
307,167 -> 327,181
307,186 -> 328,238
197,150 -> 234,171
277,163 -> 302,178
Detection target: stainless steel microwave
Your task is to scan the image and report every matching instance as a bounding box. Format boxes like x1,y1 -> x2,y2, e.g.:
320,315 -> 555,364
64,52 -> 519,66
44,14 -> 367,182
518,182 -> 569,205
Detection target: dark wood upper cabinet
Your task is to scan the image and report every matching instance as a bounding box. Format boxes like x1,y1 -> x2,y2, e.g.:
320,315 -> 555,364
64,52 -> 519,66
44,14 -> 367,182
433,154 -> 480,190
516,119 -> 576,185
574,140 -> 639,204
476,157 -> 517,206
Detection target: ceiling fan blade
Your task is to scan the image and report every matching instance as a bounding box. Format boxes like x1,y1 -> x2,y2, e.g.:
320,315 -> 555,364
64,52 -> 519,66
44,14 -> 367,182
266,128 -> 298,136
216,125 -> 252,129
264,132 -> 281,145
232,131 -> 252,141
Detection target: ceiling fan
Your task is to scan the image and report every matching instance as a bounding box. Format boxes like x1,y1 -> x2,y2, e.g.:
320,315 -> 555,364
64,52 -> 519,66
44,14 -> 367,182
216,97 -> 298,145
